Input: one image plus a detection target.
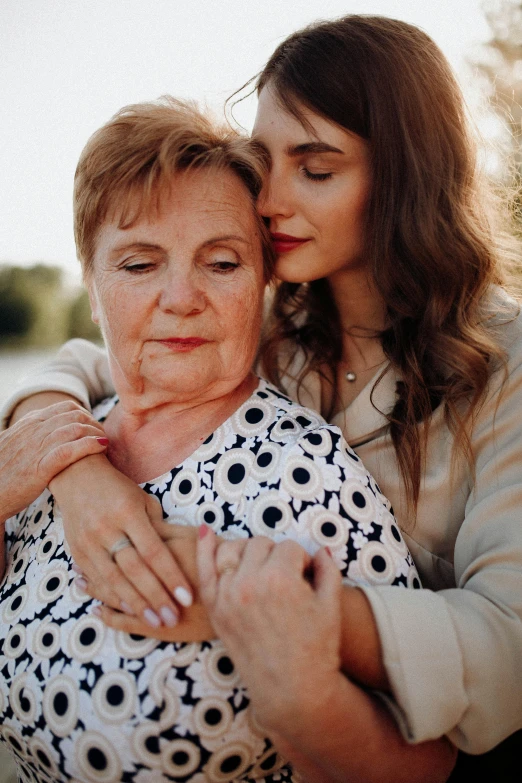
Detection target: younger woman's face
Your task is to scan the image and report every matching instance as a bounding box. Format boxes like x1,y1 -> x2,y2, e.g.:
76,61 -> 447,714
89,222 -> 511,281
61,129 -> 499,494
253,85 -> 371,284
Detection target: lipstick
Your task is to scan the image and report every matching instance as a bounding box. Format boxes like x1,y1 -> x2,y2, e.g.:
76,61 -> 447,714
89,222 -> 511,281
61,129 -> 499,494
271,233 -> 311,254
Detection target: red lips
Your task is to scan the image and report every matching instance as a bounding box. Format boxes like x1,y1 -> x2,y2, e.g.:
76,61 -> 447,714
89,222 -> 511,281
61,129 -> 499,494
270,233 -> 311,254
157,338 -> 209,352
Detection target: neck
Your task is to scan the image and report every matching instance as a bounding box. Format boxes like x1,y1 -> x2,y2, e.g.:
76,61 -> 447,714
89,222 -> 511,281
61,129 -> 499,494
104,373 -> 258,483
327,267 -> 387,367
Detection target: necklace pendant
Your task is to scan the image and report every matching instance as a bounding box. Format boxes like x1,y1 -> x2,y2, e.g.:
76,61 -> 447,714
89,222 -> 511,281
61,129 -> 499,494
345,371 -> 357,383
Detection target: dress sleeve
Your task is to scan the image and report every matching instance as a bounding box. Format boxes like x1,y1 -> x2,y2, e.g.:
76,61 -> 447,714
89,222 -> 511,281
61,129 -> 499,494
358,344 -> 522,753
0,339 -> 114,429
264,425 -> 419,589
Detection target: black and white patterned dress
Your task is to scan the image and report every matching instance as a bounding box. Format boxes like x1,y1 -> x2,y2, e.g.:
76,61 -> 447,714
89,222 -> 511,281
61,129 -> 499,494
0,378 -> 419,783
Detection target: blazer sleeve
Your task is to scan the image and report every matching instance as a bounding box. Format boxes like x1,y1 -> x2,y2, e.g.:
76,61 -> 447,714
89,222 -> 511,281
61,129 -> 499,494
359,338 -> 522,753
0,339 -> 114,429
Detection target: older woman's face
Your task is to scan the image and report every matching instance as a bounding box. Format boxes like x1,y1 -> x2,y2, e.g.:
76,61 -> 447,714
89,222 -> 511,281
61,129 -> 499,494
88,168 -> 265,407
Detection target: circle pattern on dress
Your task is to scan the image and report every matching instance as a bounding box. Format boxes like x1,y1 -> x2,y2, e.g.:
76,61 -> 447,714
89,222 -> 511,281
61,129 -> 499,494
340,479 -> 376,524
36,564 -> 69,604
168,469 -> 201,508
204,741 -> 253,782
75,730 -> 122,783
42,675 -> 79,737
251,491 -> 293,537
311,509 -> 350,548
10,674 -> 38,725
4,624 -> 27,660
32,622 -> 61,659
92,670 -> 137,725
250,443 -> 282,483
196,502 -> 225,531
213,449 -> 254,503
232,398 -> 276,437
161,739 -> 201,777
281,455 -> 322,501
193,696 -> 234,739
2,585 -> 28,624
358,542 -> 396,585
67,616 -> 106,662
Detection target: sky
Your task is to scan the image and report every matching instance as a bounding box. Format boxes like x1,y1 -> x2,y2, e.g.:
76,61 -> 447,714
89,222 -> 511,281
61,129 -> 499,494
1,0 -> 493,284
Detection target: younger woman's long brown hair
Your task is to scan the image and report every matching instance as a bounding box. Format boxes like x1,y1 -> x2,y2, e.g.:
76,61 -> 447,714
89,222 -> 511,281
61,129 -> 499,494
257,15 -> 518,515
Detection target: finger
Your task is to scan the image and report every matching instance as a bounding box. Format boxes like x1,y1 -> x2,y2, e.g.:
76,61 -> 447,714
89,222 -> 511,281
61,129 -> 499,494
196,525 -> 220,608
215,539 -> 247,577
266,538 -> 312,575
237,535 -> 276,576
312,548 -> 342,600
123,518 -> 194,609
113,545 -> 182,627
94,605 -> 185,642
40,435 -> 109,481
91,549 -> 170,629
75,574 -> 123,610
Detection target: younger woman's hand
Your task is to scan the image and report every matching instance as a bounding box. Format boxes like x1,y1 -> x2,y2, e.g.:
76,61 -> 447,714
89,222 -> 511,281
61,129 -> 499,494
197,529 -> 343,734
49,461 -> 195,629
80,523 -> 215,641
0,400 -> 108,524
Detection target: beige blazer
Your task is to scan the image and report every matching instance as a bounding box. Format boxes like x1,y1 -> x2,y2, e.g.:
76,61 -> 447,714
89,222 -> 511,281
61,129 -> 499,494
3,301 -> 522,753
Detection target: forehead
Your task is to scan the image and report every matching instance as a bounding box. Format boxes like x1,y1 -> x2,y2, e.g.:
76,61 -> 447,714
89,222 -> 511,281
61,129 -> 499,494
102,167 -> 259,246
253,85 -> 360,154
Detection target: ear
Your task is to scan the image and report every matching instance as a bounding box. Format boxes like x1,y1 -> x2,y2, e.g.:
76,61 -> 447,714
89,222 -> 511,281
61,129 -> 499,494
86,283 -> 100,325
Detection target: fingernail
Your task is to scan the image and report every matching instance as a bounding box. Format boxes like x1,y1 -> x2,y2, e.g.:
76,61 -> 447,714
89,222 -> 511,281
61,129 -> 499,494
91,606 -> 102,617
71,563 -> 83,575
96,437 -> 109,445
325,547 -> 333,558
160,606 -> 178,627
121,601 -> 134,615
174,586 -> 193,607
76,577 -> 88,592
198,524 -> 209,539
143,608 -> 161,628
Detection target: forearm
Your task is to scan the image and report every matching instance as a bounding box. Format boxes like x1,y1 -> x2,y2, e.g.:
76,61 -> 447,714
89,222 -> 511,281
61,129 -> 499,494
270,674 -> 456,783
9,391 -> 83,426
340,585 -> 389,690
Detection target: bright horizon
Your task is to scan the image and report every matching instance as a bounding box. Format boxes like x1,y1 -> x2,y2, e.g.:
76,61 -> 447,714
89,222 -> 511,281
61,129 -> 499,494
1,0 -> 493,285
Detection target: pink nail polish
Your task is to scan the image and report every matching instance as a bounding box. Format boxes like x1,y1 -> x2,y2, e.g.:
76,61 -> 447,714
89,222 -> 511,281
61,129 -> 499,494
76,577 -> 88,592
143,608 -> 161,628
160,606 -> 178,627
91,606 -> 102,617
121,601 -> 134,615
96,437 -> 109,445
198,524 -> 209,539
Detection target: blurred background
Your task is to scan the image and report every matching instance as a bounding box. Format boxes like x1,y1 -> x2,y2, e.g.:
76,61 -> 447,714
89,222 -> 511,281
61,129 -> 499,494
0,1 -> 520,780
1,0 -> 520,406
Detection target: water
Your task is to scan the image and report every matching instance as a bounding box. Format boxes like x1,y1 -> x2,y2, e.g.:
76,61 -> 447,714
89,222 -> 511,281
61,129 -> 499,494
0,348 -> 58,407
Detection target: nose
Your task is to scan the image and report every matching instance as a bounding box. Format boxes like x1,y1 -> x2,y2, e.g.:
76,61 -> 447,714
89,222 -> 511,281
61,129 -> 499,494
158,267 -> 206,316
257,169 -> 294,220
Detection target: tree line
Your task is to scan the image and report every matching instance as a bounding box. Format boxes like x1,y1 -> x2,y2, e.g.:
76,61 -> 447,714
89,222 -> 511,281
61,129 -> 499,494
0,264 -> 100,349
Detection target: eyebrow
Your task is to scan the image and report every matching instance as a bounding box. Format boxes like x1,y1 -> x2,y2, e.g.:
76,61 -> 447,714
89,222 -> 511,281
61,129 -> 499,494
110,235 -> 251,257
287,142 -> 344,156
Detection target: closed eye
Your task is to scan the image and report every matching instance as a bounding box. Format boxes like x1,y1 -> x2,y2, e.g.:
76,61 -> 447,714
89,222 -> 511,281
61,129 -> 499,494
302,168 -> 332,182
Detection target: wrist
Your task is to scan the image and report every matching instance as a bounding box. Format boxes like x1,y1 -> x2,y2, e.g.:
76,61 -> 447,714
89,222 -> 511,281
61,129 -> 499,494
48,452 -> 111,495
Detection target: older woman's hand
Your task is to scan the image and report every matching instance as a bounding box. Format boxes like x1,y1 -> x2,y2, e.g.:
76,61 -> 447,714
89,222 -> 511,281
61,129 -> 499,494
197,527 -> 343,735
0,401 -> 108,524
87,522 -> 217,641
49,465 -> 195,629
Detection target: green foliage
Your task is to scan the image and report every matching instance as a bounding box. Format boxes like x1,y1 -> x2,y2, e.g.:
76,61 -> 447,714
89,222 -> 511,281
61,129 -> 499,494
0,264 -> 102,349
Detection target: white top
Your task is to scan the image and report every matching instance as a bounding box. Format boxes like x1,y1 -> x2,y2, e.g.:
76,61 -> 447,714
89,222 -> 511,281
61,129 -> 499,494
3,293 -> 522,753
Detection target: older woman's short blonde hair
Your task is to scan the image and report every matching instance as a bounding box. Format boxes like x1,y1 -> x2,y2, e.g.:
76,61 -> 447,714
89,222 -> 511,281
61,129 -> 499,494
74,96 -> 273,279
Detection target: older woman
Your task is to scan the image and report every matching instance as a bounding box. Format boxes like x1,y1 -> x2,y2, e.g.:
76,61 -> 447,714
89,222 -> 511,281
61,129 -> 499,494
0,99 -> 455,783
